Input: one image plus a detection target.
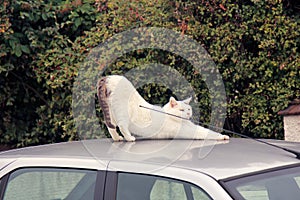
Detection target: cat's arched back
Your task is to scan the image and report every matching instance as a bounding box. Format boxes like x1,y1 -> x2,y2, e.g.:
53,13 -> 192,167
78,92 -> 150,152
97,75 -> 229,141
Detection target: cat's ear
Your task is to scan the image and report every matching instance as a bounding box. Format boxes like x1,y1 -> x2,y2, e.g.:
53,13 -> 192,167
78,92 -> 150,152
183,97 -> 192,104
169,97 -> 178,108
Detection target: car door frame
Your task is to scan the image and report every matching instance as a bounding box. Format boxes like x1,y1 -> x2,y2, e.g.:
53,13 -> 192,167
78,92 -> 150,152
104,160 -> 233,200
0,166 -> 107,200
0,174 -> 9,200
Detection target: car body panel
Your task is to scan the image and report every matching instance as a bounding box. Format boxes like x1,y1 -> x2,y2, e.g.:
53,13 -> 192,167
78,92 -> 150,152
0,138 -> 300,200
0,157 -> 107,178
0,138 -> 299,180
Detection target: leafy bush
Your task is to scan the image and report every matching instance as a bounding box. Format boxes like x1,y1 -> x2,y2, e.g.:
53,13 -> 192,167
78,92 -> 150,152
0,0 -> 100,146
0,0 -> 299,147
188,0 -> 300,138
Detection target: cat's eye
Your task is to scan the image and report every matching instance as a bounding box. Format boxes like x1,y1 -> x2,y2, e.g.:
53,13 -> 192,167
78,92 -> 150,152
179,109 -> 185,112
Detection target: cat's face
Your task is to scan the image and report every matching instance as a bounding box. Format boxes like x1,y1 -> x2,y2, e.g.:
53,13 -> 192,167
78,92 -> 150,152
163,97 -> 193,119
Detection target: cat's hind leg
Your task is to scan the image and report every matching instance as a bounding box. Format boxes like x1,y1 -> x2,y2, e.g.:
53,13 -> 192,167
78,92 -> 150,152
108,128 -> 124,142
118,124 -> 136,142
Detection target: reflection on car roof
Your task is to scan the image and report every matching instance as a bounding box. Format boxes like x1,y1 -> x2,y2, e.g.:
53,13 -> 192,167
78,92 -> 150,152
0,138 -> 300,179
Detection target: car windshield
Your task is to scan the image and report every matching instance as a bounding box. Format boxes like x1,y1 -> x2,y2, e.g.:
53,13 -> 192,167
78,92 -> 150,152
222,165 -> 300,200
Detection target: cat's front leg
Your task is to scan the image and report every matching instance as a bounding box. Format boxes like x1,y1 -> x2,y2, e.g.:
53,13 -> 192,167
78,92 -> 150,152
205,131 -> 230,140
195,126 -> 230,140
207,133 -> 230,140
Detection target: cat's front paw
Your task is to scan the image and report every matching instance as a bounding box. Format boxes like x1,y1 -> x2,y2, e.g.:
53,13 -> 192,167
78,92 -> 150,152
125,135 -> 136,142
223,135 -> 230,140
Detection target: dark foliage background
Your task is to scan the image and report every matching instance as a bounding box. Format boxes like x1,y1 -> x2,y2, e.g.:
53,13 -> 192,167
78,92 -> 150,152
0,0 -> 299,148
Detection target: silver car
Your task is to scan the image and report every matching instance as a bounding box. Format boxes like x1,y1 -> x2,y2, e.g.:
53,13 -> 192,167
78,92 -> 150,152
0,138 -> 299,200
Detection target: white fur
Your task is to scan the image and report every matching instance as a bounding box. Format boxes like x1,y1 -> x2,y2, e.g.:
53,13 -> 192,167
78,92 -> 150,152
102,75 -> 229,142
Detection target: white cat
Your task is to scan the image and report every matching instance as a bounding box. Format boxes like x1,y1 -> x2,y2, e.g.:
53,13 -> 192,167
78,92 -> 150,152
97,75 -> 229,142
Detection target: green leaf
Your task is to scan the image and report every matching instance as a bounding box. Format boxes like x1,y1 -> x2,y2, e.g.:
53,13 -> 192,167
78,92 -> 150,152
74,18 -> 82,27
15,45 -> 22,57
42,13 -> 47,20
21,45 -> 30,54
9,40 -> 16,49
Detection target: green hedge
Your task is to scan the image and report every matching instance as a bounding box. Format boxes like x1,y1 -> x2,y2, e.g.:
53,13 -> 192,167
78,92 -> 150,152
0,0 -> 299,147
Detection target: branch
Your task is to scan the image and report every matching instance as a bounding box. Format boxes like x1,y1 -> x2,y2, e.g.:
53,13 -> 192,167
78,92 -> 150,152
11,72 -> 50,108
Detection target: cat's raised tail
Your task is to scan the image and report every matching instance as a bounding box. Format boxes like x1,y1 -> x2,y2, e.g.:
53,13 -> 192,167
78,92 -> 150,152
97,77 -> 116,129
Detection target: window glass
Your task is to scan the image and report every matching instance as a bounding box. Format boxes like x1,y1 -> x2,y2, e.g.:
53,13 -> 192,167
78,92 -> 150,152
3,168 -> 97,200
224,166 -> 300,200
295,176 -> 300,187
151,179 -> 187,200
191,186 -> 211,200
116,173 -> 211,200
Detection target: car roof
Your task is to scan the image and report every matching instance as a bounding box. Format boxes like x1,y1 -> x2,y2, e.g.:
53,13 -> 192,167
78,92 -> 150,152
0,138 -> 300,179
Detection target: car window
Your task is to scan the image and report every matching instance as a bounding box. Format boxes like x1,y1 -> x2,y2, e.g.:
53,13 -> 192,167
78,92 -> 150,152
3,168 -> 97,200
224,166 -> 300,200
116,173 -> 211,200
236,174 -> 300,200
